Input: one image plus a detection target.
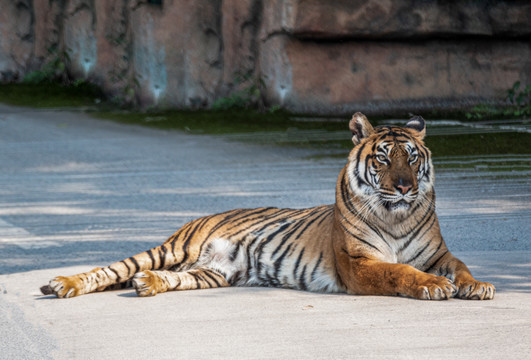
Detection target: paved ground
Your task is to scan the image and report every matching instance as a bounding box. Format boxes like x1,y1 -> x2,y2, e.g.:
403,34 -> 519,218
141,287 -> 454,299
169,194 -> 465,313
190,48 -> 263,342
0,104 -> 530,359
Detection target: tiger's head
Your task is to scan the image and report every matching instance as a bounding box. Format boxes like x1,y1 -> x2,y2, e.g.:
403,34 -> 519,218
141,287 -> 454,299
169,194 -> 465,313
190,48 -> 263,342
346,112 -> 434,221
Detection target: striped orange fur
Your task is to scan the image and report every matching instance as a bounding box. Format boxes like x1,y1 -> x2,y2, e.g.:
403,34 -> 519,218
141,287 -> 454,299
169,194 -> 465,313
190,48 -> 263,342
41,113 -> 494,300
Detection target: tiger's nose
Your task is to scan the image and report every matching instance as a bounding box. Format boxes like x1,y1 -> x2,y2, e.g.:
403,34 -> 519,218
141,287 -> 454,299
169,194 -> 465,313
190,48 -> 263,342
396,184 -> 412,194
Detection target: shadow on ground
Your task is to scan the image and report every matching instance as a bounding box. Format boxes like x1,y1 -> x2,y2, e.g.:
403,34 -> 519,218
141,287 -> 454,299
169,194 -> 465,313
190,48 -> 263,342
0,240 -> 160,274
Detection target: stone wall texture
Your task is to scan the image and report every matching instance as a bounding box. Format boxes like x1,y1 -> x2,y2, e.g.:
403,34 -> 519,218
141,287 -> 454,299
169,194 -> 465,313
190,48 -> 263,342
1,0 -> 530,114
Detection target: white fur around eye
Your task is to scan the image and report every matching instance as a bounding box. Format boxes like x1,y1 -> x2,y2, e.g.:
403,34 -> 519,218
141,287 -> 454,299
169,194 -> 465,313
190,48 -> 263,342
376,154 -> 388,164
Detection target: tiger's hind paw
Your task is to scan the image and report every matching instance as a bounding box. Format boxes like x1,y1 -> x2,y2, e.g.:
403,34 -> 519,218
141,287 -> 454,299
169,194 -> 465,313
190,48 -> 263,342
132,271 -> 164,297
46,276 -> 83,298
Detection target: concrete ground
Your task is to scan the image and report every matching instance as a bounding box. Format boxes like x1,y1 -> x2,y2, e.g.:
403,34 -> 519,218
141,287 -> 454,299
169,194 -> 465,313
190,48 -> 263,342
0,104 -> 530,359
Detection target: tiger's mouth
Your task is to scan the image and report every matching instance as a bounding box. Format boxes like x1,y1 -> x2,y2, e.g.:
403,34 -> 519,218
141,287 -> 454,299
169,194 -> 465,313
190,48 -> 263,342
382,199 -> 411,211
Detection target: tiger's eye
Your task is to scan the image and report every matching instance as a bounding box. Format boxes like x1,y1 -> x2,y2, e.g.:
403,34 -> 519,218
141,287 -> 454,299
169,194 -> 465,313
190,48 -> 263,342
376,155 -> 387,163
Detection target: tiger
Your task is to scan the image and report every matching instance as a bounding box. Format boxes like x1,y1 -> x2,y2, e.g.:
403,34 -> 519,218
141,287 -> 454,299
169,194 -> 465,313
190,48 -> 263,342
40,112 -> 495,300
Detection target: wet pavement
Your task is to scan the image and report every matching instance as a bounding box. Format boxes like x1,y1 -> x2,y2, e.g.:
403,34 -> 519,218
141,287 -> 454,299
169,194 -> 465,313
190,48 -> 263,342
0,104 -> 530,359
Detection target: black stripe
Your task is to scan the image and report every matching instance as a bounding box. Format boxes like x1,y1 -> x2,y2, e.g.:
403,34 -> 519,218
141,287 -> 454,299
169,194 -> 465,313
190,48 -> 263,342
310,252 -> 323,282
339,221 -> 383,254
255,222 -> 293,279
245,234 -> 260,280
355,142 -> 367,169
398,214 -> 436,252
220,208 -> 295,241
363,154 -> 372,187
188,214 -> 215,239
159,245 -> 168,269
270,208 -> 328,258
407,192 -> 434,221
341,201 -> 383,242
171,212 -> 220,262
169,224 -> 188,255
229,243 -> 240,261
219,207 -> 279,237
270,220 -> 306,258
164,231 -> 179,244
265,269 -> 281,287
424,247 -> 448,273
146,249 -> 156,268
296,208 -> 332,238
405,237 -> 433,264
342,247 -> 369,260
177,216 -> 212,265
207,209 -> 257,237
339,174 -> 356,215
338,174 -> 385,241
202,269 -> 222,287
317,206 -> 334,224
339,207 -> 371,240
257,221 -> 292,252
128,257 -> 140,274
188,272 -> 200,288
274,243 -> 293,279
230,271 -> 243,285
193,271 -> 207,284
120,260 -> 132,275
299,264 -> 308,291
205,208 -> 257,240
180,221 -> 199,245
107,267 -> 122,282
441,262 -> 451,278
293,248 -> 305,283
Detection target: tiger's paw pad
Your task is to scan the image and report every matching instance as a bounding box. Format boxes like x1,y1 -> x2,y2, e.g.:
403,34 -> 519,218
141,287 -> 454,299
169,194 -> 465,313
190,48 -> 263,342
132,271 -> 162,297
456,280 -> 495,300
416,276 -> 457,300
40,284 -> 53,295
46,277 -> 82,298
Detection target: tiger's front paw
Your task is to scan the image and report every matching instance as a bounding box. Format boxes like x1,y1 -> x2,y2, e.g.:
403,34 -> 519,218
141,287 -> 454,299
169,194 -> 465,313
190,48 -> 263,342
132,271 -> 164,297
455,279 -> 495,300
44,276 -> 83,298
413,275 -> 457,300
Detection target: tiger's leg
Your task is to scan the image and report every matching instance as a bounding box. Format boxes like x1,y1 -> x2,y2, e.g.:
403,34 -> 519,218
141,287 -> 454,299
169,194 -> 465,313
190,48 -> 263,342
41,243 -> 179,298
132,267 -> 229,297
338,251 -> 457,300
426,251 -> 495,300
357,261 -> 456,300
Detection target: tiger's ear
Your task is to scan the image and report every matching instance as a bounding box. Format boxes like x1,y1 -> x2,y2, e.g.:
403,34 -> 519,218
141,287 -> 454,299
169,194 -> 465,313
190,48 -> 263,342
405,115 -> 426,139
349,112 -> 374,145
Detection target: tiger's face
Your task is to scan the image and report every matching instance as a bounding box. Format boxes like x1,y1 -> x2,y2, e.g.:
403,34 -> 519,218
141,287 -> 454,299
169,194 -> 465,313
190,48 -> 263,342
346,113 -> 434,220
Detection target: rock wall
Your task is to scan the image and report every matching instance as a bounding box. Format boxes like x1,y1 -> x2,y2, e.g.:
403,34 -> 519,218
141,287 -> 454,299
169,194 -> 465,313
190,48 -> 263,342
0,0 -> 530,114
